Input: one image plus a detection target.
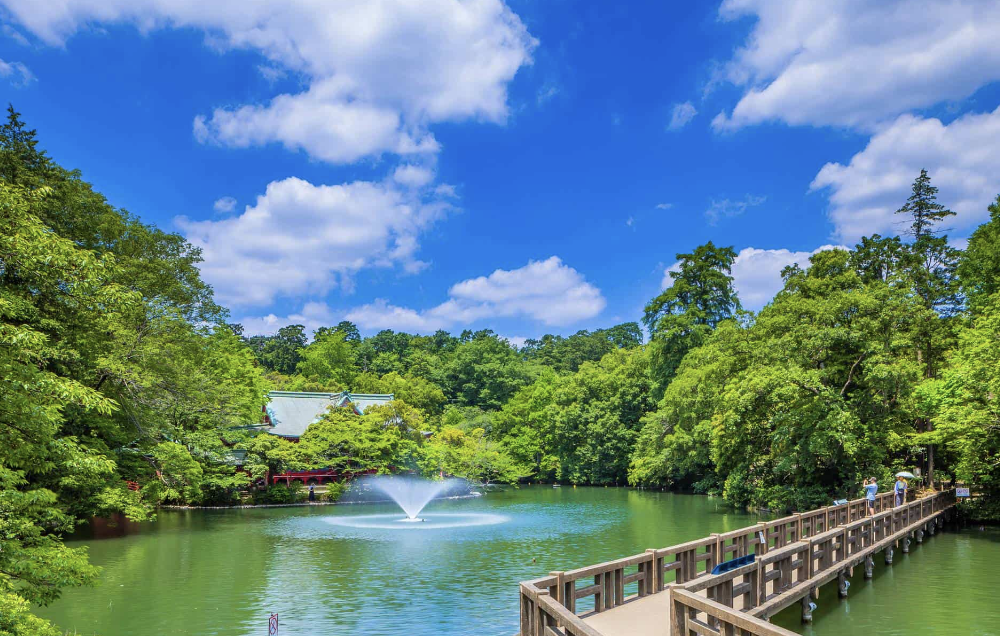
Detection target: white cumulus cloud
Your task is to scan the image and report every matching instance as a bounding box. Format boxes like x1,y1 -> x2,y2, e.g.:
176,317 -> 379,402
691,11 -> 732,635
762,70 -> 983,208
344,257 -> 606,332
811,107 -> 1000,243
176,176 -> 451,308
393,164 -> 436,189
4,0 -> 537,164
712,0 -> 1000,131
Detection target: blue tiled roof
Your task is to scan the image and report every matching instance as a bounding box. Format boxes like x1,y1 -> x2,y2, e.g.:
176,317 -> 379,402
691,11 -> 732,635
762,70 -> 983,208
263,391 -> 393,438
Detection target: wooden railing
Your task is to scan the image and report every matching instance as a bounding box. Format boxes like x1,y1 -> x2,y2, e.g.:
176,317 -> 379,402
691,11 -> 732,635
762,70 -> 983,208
519,490 -> 955,636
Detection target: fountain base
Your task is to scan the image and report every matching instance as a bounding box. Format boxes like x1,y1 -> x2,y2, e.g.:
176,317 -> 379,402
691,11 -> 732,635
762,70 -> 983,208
324,512 -> 506,531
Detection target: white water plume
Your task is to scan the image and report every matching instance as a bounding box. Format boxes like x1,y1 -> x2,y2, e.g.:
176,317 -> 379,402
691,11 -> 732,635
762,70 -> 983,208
354,476 -> 465,520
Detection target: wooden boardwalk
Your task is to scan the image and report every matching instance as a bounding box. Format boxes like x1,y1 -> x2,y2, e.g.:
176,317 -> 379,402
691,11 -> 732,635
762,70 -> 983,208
519,490 -> 955,636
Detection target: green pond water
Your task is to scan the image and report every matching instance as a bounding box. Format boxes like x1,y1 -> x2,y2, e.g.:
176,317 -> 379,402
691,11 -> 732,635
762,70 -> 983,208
40,487 -> 1000,635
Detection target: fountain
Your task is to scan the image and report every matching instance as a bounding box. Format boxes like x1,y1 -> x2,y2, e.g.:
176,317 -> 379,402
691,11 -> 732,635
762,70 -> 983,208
324,475 -> 506,531
359,475 -> 464,521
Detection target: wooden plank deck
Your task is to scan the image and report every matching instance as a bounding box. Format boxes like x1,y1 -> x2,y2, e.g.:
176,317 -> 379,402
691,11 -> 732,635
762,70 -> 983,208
583,592 -> 670,636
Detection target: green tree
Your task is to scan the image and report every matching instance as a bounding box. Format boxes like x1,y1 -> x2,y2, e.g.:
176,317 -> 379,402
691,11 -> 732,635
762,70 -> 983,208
895,170 -> 961,482
296,329 -> 357,387
895,168 -> 956,239
916,292 -> 1000,519
254,324 -> 307,375
643,242 -> 740,394
352,371 -> 447,416
296,402 -> 425,473
442,332 -> 530,409
959,195 -> 1000,314
1,109 -> 270,632
0,183 -> 125,634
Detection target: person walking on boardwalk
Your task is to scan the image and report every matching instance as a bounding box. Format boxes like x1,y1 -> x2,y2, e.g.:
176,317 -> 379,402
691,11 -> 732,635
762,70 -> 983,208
308,484 -> 316,502
894,476 -> 907,507
865,478 -> 878,516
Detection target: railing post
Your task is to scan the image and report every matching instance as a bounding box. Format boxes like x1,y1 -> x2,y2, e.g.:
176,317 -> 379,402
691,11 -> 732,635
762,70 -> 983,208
519,585 -> 534,636
645,549 -> 659,593
550,571 -> 565,608
535,592 -> 550,636
758,522 -> 769,554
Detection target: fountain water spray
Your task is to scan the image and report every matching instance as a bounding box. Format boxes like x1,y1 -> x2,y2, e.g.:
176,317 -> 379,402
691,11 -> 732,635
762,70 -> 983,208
352,476 -> 465,520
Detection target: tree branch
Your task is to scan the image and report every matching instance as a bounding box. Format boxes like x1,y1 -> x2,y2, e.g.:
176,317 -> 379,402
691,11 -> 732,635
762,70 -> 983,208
841,353 -> 866,397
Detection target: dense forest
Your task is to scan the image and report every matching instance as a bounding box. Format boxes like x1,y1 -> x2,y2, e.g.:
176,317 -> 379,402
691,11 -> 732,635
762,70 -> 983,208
3,107 -> 999,634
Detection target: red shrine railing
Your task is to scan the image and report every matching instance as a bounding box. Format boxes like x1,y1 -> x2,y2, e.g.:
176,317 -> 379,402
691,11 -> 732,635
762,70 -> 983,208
269,467 -> 377,485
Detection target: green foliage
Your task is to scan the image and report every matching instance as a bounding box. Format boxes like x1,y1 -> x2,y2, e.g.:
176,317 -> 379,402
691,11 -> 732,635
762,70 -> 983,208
296,403 -> 424,473
248,324 -> 307,375
916,292 -> 1000,519
895,168 -> 956,240
324,481 -> 348,502
295,328 -> 357,387
0,181 -> 112,631
253,482 -> 305,505
441,332 -> 531,409
644,242 -> 740,394
632,248 -> 925,510
520,323 -> 642,372
420,427 -> 532,485
1,107 -> 271,630
352,371 -> 447,415
959,195 -> 1000,315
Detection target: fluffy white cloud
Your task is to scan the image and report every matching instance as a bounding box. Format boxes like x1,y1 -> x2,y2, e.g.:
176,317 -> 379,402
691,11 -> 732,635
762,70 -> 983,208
393,164 -> 436,189
345,257 -> 605,332
212,196 -> 236,213
668,102 -> 697,130
176,176 -> 450,308
4,0 -> 536,163
712,0 -> 1000,131
0,58 -> 34,86
811,107 -> 1000,242
661,245 -> 845,310
344,299 -> 447,333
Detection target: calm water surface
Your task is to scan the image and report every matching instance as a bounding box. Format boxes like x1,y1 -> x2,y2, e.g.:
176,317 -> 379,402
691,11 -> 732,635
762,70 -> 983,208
40,487 -> 1000,635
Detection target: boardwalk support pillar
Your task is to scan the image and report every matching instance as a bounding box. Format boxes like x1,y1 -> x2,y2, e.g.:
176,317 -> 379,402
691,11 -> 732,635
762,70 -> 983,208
801,593 -> 816,623
864,555 -> 874,579
903,534 -> 911,553
885,546 -> 894,565
928,521 -> 936,536
917,528 -> 924,544
837,570 -> 850,598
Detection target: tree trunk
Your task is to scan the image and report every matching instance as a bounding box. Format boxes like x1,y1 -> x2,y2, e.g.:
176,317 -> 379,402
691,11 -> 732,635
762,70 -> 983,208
927,438 -> 934,487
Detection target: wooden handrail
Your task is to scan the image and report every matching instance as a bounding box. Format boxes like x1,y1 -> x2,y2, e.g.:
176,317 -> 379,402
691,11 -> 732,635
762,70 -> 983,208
519,490 -> 956,636
670,587 -> 800,636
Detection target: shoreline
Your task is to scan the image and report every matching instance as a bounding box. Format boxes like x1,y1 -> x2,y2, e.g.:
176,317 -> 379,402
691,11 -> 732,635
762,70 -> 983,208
159,491 -> 486,511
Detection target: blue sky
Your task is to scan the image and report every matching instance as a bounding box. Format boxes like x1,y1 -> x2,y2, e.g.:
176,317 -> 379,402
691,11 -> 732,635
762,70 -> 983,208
2,1 -> 1000,344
